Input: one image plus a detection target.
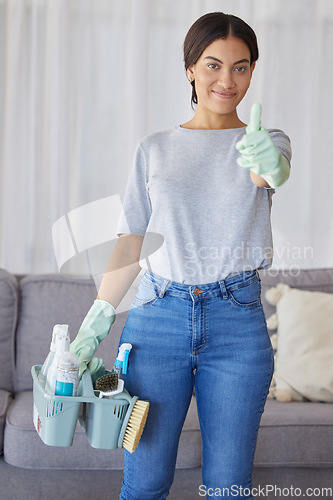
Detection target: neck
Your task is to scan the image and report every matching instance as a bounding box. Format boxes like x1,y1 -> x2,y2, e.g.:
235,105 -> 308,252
182,107 -> 246,130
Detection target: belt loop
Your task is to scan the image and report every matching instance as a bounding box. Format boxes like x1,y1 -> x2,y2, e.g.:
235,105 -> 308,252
218,279 -> 229,299
158,278 -> 171,298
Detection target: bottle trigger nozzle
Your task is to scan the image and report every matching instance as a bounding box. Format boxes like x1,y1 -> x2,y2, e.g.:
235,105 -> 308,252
114,343 -> 132,375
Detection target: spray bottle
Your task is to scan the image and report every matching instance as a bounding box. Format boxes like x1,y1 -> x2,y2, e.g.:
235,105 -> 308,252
38,324 -> 62,388
45,325 -> 70,395
55,350 -> 80,397
113,343 -> 132,377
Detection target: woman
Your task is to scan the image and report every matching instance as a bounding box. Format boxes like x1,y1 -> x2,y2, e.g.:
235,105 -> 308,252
71,12 -> 291,500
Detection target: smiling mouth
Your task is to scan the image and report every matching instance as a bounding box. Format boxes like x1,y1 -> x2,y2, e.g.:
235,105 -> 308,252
212,90 -> 236,99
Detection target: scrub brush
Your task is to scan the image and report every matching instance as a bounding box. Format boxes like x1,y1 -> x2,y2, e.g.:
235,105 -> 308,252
95,371 -> 118,392
95,370 -> 124,398
121,398 -> 149,453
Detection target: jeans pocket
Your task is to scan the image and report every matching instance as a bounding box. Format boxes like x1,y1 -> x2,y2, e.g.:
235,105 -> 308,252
133,278 -> 159,307
228,277 -> 262,309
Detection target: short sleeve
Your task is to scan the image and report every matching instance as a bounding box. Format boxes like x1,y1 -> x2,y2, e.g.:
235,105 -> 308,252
116,142 -> 152,237
264,129 -> 292,192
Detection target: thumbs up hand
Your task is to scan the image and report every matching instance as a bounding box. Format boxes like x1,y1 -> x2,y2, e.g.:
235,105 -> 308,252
236,103 -> 290,189
245,101 -> 262,134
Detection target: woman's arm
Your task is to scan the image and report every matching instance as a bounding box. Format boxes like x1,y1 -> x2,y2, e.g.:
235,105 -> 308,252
70,234 -> 144,378
96,234 -> 144,309
250,171 -> 270,188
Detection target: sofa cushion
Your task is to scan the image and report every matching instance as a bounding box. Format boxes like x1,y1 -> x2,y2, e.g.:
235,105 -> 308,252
15,273 -> 142,393
255,399 -> 333,467
6,392 -> 333,470
0,390 -> 12,455
4,391 -> 201,470
15,274 -> 97,392
0,268 -> 18,392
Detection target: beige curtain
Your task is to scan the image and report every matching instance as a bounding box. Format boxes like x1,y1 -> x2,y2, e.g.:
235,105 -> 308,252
1,0 -> 332,275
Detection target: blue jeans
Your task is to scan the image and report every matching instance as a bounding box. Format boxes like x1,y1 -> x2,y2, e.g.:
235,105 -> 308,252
119,269 -> 274,500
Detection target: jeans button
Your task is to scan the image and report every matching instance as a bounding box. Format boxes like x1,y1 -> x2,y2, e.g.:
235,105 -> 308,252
193,288 -> 205,295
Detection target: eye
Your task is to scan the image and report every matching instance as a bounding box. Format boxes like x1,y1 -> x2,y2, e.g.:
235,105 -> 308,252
208,63 -> 219,70
234,66 -> 248,73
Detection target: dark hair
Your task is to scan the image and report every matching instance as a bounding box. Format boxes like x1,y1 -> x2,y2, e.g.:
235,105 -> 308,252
183,12 -> 259,109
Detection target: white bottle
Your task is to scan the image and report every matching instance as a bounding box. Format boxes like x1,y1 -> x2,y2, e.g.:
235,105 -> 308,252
45,325 -> 70,395
38,324 -> 62,388
55,351 -> 80,397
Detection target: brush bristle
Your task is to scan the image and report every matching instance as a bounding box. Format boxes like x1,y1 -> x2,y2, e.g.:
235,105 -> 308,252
95,371 -> 118,392
122,400 -> 149,453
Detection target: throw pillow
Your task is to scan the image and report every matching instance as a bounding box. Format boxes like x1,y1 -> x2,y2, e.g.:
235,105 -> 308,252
265,283 -> 333,403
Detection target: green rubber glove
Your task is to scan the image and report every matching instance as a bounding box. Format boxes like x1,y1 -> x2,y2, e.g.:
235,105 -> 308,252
70,299 -> 116,379
236,103 -> 290,189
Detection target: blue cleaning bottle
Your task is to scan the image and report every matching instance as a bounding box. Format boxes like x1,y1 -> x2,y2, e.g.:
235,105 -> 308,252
113,343 -> 132,377
45,325 -> 70,395
55,351 -> 80,397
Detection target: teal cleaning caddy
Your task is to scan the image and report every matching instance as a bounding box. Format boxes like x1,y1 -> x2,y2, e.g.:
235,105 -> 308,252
31,365 -> 148,452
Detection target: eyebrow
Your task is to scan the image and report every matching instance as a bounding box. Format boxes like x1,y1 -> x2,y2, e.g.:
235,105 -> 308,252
204,56 -> 250,65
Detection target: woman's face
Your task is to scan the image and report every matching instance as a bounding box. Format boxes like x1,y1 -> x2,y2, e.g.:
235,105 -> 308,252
187,36 -> 255,117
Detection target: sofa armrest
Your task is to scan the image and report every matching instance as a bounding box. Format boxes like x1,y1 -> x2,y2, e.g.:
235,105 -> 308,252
0,390 -> 13,455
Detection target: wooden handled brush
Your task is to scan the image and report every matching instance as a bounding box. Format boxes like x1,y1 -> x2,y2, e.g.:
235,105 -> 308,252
122,398 -> 149,453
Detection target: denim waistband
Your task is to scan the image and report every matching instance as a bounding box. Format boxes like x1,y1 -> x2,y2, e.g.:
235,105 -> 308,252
142,269 -> 261,300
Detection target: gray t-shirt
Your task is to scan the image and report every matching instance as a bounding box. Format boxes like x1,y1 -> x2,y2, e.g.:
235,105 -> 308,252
116,125 -> 292,285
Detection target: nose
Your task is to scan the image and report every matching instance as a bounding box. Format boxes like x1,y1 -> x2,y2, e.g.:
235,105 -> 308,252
218,70 -> 236,90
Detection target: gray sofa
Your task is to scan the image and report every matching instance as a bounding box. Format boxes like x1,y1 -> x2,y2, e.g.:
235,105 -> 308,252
0,267 -> 332,500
